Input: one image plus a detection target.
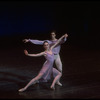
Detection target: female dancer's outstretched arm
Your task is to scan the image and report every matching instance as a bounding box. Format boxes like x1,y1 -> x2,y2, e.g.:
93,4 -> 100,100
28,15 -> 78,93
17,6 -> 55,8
24,50 -> 45,57
50,34 -> 68,50
60,37 -> 67,44
19,50 -> 45,92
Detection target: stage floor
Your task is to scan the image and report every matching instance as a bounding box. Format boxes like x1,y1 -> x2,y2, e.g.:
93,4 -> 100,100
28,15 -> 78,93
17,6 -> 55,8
0,44 -> 100,99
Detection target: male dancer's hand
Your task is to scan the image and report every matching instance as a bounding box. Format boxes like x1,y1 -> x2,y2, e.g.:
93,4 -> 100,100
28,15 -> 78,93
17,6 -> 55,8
23,39 -> 29,43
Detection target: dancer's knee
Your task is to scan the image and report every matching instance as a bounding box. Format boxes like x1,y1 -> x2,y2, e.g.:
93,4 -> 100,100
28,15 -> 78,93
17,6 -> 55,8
57,63 -> 62,72
58,72 -> 62,77
60,69 -> 62,73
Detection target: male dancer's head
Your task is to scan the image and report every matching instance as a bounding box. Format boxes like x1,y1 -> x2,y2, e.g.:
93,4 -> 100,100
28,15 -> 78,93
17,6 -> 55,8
50,30 -> 57,40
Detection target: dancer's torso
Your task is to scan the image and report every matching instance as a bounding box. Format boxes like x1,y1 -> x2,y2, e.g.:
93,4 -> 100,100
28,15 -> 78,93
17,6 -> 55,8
49,40 -> 61,55
44,52 -> 55,63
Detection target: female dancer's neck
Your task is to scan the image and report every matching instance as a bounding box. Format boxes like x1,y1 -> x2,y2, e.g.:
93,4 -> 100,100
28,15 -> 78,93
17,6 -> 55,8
45,48 -> 50,51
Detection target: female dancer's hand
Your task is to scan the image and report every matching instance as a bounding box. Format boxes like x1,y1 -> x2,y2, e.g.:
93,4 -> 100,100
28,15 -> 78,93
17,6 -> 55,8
64,33 -> 68,38
24,50 -> 28,55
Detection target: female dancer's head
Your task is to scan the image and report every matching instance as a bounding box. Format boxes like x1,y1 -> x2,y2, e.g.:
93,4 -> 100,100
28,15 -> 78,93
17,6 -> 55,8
43,41 -> 50,50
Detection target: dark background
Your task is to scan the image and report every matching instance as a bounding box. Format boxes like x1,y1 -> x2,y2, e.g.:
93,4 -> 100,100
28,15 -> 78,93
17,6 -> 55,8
0,1 -> 100,99
0,1 -> 100,49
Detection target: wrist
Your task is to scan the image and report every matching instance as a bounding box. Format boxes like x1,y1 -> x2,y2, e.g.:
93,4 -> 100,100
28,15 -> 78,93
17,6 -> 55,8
28,39 -> 30,42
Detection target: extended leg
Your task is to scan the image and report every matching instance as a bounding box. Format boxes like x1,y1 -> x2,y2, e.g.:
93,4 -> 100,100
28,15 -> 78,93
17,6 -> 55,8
18,73 -> 43,92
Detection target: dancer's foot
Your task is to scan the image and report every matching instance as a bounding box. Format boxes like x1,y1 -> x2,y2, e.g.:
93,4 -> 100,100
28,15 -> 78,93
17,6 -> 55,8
18,87 -> 26,92
56,81 -> 62,86
50,85 -> 55,90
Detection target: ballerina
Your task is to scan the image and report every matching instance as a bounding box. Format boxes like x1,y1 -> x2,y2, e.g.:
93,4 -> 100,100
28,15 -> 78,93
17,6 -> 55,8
18,34 -> 67,92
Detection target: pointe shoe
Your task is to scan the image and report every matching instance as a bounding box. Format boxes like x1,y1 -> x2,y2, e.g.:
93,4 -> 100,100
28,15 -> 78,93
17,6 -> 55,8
50,86 -> 55,90
18,88 -> 26,92
56,82 -> 62,86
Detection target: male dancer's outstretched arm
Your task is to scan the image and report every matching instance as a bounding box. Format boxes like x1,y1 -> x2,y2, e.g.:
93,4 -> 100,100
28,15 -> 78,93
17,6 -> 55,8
23,39 -> 52,45
23,32 -> 67,45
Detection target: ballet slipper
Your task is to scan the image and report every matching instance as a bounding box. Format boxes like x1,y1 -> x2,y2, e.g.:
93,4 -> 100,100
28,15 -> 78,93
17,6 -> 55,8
18,87 -> 26,92
56,82 -> 62,86
50,85 -> 55,90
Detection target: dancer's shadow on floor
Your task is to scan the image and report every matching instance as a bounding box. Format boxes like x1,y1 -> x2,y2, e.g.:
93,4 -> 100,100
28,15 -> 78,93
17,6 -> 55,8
18,82 -> 62,99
